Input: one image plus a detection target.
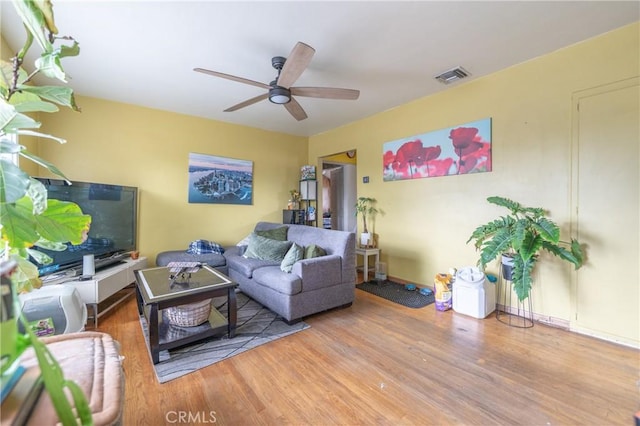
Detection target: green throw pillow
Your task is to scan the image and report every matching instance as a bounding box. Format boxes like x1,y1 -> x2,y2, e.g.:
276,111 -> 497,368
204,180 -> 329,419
255,226 -> 288,241
304,244 -> 326,259
280,243 -> 304,273
244,233 -> 292,261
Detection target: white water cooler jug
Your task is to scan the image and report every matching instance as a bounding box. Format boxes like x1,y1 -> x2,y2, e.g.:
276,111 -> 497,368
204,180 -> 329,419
452,267 -> 496,319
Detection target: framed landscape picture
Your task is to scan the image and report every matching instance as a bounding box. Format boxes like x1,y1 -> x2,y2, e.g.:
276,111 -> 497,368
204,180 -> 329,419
188,153 -> 253,205
383,118 -> 492,181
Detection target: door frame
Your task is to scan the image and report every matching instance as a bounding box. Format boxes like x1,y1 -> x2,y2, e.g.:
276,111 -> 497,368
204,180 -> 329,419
569,76 -> 639,345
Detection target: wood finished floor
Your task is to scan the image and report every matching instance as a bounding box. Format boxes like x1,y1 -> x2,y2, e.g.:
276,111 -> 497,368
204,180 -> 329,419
97,283 -> 639,425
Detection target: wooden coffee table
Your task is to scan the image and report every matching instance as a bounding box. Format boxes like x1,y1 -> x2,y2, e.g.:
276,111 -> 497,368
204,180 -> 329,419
134,264 -> 237,364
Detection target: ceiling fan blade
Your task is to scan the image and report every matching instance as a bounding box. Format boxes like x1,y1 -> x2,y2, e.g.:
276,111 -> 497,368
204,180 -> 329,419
284,97 -> 308,121
277,42 -> 315,89
224,93 -> 269,112
291,87 -> 360,100
194,68 -> 270,90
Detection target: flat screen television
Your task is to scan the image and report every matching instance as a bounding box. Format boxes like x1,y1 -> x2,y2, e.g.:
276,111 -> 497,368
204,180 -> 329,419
33,178 -> 138,276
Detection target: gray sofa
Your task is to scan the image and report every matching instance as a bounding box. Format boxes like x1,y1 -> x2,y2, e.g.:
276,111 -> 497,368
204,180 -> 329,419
223,222 -> 356,323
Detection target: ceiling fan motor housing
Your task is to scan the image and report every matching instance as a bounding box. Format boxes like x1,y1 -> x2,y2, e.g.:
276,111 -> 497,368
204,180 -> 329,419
272,56 -> 286,70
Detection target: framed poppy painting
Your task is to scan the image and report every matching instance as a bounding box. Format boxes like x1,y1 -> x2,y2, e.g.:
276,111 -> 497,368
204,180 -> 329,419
382,118 -> 492,181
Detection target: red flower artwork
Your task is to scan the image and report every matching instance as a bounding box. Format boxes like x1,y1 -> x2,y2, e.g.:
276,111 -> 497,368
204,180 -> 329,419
382,119 -> 491,181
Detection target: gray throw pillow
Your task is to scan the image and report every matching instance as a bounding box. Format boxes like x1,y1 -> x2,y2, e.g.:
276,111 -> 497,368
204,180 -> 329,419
255,226 -> 288,241
244,233 -> 292,261
280,243 -> 304,273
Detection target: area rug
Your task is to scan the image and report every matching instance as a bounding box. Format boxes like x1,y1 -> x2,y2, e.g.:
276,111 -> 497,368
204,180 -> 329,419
138,291 -> 309,383
356,279 -> 435,308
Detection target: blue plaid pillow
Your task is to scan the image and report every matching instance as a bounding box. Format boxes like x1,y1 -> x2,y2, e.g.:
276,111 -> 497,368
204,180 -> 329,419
186,240 -> 225,255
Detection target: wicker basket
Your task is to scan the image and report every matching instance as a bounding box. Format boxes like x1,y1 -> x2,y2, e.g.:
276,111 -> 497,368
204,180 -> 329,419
166,298 -> 212,327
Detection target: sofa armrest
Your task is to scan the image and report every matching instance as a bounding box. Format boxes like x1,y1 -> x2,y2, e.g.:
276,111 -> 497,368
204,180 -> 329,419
291,255 -> 343,291
223,245 -> 246,258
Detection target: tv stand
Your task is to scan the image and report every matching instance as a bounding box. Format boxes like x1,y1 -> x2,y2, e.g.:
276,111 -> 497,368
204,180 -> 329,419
43,257 -> 147,327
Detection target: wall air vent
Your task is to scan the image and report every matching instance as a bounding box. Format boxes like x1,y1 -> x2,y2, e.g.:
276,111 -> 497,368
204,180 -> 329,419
434,66 -> 470,84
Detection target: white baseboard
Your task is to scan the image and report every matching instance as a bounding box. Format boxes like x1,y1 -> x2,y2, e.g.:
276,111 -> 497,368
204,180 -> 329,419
496,304 -> 569,329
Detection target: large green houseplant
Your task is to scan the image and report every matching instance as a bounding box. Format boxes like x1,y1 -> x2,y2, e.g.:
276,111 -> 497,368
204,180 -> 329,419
467,196 -> 584,302
1,0 -> 92,423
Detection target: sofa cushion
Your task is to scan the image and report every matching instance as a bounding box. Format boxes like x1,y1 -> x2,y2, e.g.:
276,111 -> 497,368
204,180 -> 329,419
280,243 -> 304,273
255,226 -> 288,241
252,266 -> 302,295
304,244 -> 326,259
244,233 -> 292,261
227,255 -> 277,278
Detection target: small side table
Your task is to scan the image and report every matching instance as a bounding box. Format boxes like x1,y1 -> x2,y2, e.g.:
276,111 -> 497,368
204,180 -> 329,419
355,247 -> 380,282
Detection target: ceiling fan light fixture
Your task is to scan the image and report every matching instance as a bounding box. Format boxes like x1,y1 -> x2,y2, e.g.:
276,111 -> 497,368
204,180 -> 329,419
269,87 -> 291,104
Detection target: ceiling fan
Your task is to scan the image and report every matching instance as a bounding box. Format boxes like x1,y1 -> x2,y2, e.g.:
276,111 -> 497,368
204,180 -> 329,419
194,42 -> 360,121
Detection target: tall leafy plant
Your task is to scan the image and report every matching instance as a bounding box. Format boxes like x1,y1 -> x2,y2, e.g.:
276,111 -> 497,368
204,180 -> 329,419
1,1 -> 92,424
467,196 -> 584,301
354,196 -> 378,234
1,0 -> 90,293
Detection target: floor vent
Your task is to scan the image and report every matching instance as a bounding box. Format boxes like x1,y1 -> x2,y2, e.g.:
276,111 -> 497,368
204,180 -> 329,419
434,66 -> 470,84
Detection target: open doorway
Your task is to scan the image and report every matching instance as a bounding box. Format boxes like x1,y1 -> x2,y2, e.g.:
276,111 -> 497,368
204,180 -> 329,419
320,151 -> 357,232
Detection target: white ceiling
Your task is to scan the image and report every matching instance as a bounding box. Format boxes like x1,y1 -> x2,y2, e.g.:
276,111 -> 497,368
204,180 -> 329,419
1,1 -> 638,137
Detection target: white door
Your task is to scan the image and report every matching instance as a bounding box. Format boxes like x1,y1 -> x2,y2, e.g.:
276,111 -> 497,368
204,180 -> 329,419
571,78 -> 639,347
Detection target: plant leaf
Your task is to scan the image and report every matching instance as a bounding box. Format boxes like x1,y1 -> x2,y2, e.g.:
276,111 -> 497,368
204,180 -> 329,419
35,53 -> 67,82
10,91 -> 59,113
19,149 -> 70,181
520,233 -> 543,261
32,0 -> 58,35
533,217 -> 560,243
26,178 -> 48,215
17,129 -> 66,144
0,159 -> 31,203
0,198 -> 39,248
34,199 -> 91,245
3,111 -> 41,131
467,216 -> 515,247
487,196 -> 522,214
541,240 -> 583,268
26,246 -> 53,265
9,256 -> 41,293
511,219 -> 527,252
0,100 -> 19,130
58,41 -> 80,59
512,254 -> 536,301
20,85 -> 78,111
11,0 -> 52,53
480,227 -> 512,267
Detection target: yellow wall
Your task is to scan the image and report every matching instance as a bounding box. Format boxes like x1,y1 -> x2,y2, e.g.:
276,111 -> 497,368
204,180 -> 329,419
11,23 -> 638,324
37,97 -> 307,263
309,22 -> 639,321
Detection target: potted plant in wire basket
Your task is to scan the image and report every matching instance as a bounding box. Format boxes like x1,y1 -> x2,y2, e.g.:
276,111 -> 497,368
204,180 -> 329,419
1,1 -> 93,423
355,197 -> 379,247
467,196 -> 585,303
